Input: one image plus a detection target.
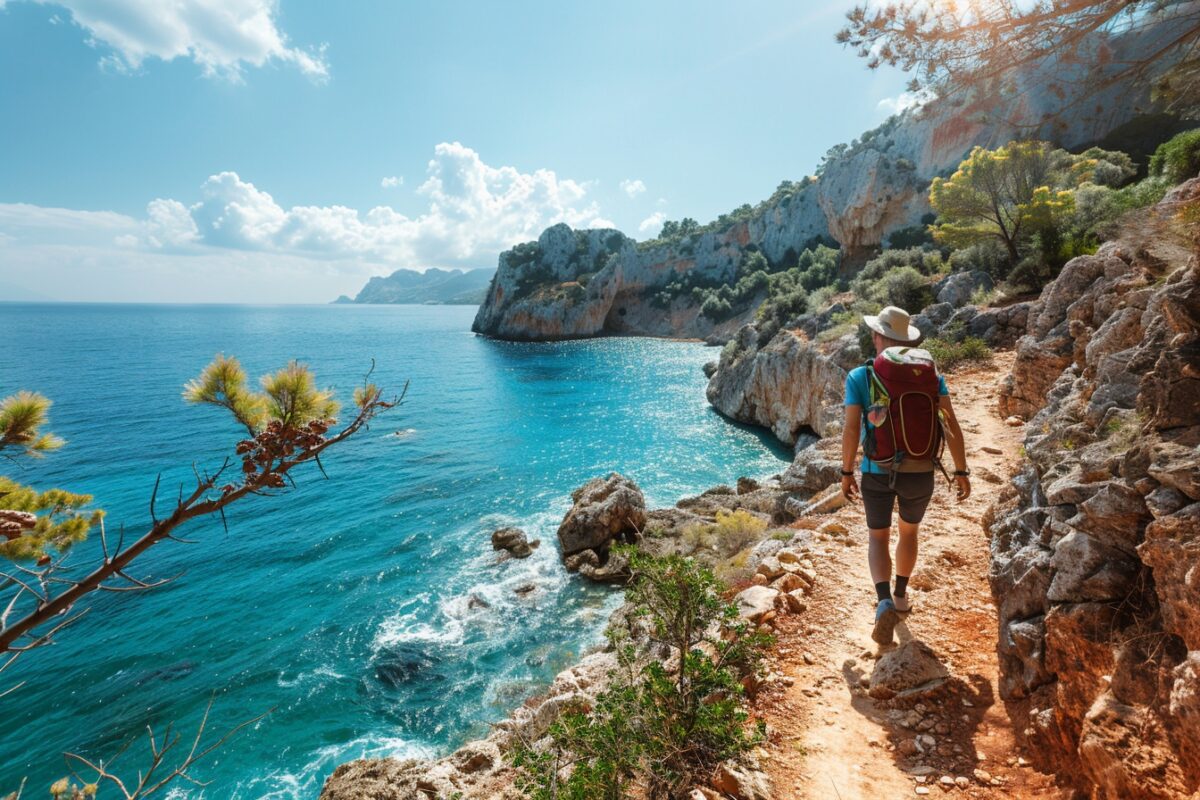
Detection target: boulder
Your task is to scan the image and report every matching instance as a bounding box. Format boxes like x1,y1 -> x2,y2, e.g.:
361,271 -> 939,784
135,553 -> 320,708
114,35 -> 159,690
557,473 -> 646,559
735,586 -> 781,623
490,526 -> 539,559
869,640 -> 950,699
736,476 -> 761,494
935,270 -> 994,308
778,446 -> 842,494
712,763 -> 771,800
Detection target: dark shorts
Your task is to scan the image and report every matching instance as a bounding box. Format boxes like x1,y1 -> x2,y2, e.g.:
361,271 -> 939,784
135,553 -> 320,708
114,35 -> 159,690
861,472 -> 935,529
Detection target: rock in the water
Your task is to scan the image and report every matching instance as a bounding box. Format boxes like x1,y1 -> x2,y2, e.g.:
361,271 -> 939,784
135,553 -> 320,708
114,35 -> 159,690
869,640 -> 949,699
557,472 -> 646,562
490,526 -> 539,558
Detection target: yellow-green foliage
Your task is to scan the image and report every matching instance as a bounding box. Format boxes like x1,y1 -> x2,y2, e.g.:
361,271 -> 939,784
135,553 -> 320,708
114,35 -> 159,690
0,391 -> 64,457
931,142 -> 1077,259
683,509 -> 768,558
49,777 -> 97,799
0,478 -> 102,561
184,354 -> 339,433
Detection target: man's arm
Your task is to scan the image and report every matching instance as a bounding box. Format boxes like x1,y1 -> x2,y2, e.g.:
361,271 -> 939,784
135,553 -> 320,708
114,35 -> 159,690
939,394 -> 972,501
841,404 -> 862,500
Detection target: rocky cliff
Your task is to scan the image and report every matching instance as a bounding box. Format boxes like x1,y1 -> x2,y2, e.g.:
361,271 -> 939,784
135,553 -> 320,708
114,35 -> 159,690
705,325 -> 860,445
987,179 -> 1200,798
339,267 -> 494,305
473,22 -> 1179,342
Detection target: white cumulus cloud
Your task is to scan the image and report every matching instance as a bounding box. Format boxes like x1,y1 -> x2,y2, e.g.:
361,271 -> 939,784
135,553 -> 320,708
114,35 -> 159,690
638,211 -> 666,236
12,0 -> 328,80
0,143 -> 617,301
620,178 -> 647,198
381,176 -> 404,188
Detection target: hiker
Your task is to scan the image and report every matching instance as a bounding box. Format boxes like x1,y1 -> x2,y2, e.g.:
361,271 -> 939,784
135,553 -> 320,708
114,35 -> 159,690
839,305 -> 971,645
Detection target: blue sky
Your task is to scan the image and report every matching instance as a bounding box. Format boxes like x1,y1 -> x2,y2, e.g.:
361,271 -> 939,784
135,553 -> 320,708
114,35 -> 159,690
0,0 -> 913,302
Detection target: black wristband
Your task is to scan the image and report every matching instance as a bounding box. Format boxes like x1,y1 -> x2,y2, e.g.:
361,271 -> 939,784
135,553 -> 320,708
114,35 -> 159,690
953,469 -> 971,476
841,470 -> 855,477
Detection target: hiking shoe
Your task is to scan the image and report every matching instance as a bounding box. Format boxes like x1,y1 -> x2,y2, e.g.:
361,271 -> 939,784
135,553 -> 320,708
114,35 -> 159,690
872,598 -> 899,645
893,594 -> 911,614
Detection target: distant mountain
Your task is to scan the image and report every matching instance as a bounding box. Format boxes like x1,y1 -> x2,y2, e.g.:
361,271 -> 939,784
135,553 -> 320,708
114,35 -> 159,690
337,268 -> 494,305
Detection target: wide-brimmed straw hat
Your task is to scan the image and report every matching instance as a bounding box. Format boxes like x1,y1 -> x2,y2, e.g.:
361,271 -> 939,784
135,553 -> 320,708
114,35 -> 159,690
863,305 -> 921,343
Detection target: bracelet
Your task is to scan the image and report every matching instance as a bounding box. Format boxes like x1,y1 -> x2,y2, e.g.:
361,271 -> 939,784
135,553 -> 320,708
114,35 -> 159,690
953,469 -> 971,476
841,470 -> 855,477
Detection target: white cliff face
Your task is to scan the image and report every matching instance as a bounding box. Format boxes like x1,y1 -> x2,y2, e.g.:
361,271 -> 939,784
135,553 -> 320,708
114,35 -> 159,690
705,326 -> 862,444
471,224 -> 632,340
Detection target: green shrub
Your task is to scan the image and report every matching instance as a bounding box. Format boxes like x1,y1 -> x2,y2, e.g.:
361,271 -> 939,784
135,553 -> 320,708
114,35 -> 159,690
923,336 -> 993,370
860,265 -> 934,313
856,247 -> 944,284
948,240 -> 1010,280
1149,128 -> 1200,184
510,552 -> 769,800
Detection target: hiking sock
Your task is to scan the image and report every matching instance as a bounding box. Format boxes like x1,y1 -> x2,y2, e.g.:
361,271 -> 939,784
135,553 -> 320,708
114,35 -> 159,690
894,575 -> 909,598
875,581 -> 892,602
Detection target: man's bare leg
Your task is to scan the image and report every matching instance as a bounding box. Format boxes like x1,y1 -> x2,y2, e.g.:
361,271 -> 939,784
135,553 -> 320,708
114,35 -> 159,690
868,526 -> 892,586
893,519 -> 919,611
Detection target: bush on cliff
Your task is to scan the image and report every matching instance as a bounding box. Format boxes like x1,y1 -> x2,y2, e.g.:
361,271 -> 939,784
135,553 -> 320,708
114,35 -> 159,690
1149,127 -> 1200,185
930,141 -> 1134,270
511,551 -> 769,800
683,509 -> 769,557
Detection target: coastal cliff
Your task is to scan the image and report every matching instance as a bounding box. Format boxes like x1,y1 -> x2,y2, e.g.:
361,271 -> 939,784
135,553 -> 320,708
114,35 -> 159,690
472,21 -> 1178,343
986,180 -> 1200,797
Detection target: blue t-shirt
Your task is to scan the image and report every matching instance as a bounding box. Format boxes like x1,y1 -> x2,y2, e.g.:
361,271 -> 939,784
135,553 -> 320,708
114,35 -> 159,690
844,365 -> 949,474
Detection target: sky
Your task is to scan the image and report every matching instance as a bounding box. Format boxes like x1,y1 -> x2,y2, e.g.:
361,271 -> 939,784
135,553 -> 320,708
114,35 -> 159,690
0,0 -> 914,303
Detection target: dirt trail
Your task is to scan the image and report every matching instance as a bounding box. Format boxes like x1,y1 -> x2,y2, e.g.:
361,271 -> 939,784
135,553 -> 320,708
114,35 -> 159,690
754,350 -> 1068,800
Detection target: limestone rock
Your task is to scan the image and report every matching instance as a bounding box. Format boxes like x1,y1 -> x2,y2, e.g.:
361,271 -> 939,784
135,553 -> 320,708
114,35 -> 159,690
987,190 -> 1200,798
868,640 -> 949,699
557,473 -> 646,561
935,270 -> 993,308
735,586 -> 781,623
491,526 -> 539,559
707,327 -> 855,444
711,763 -> 771,800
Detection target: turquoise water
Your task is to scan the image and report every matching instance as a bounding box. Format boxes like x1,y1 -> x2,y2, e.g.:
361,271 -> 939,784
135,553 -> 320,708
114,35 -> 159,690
0,304 -> 788,798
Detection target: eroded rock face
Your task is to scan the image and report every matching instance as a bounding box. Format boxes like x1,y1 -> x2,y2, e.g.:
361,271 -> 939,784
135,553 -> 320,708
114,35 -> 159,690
706,325 -> 860,444
987,181 -> 1200,797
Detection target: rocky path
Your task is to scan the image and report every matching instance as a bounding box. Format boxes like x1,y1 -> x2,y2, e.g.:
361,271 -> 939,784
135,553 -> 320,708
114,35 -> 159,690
753,351 -> 1068,799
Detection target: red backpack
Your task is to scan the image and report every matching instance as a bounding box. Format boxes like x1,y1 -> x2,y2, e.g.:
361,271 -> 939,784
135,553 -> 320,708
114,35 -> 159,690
862,347 -> 947,481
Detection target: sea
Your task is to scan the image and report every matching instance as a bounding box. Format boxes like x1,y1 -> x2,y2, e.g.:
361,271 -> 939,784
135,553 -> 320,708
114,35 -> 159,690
0,303 -> 789,798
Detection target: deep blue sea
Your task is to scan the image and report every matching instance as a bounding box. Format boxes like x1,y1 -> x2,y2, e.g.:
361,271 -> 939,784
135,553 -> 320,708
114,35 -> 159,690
0,303 -> 788,798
